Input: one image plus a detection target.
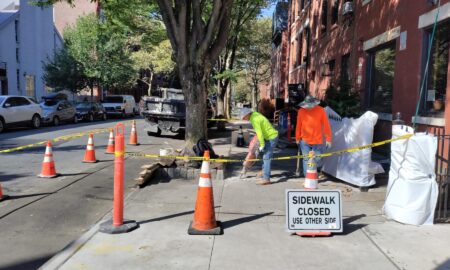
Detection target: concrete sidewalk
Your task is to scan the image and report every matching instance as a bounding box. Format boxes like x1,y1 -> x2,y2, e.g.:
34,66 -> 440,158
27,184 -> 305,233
42,130 -> 450,270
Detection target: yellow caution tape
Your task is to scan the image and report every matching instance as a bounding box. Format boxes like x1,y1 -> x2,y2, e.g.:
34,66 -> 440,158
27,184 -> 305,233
125,134 -> 413,163
0,120 -> 136,154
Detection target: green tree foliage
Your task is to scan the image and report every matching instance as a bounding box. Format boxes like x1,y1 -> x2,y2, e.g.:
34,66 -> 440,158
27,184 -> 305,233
42,48 -> 87,94
63,14 -> 136,91
237,17 -> 272,110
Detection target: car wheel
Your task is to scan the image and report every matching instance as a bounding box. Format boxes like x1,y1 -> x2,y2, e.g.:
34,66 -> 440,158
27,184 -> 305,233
0,118 -> 4,133
53,116 -> 60,126
147,128 -> 161,137
102,113 -> 107,121
121,110 -> 126,118
31,114 -> 41,129
88,113 -> 94,122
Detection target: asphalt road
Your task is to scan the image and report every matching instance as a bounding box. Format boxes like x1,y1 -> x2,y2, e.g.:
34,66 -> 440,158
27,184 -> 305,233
0,117 -> 185,270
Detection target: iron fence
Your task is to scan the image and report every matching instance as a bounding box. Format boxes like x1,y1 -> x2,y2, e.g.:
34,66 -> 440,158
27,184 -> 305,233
435,133 -> 450,223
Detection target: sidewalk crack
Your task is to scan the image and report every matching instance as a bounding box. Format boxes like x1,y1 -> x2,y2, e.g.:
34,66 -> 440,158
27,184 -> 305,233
361,227 -> 401,270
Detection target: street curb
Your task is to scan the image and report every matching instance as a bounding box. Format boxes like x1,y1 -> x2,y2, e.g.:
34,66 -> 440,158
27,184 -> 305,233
39,190 -> 138,270
39,223 -> 100,270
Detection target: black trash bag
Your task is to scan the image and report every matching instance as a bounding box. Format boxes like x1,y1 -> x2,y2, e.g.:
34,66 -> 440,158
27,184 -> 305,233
193,138 -> 219,158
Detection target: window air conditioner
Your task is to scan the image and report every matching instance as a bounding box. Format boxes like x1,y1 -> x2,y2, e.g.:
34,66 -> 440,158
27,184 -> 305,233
342,1 -> 354,16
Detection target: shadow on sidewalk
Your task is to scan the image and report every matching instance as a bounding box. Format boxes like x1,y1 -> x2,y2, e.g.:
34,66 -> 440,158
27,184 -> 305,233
221,212 -> 274,229
0,254 -> 53,270
137,206 -> 221,225
341,214 -> 367,235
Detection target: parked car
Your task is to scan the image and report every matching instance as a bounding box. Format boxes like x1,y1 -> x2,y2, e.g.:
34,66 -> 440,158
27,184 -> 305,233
102,95 -> 136,118
141,88 -> 216,136
75,101 -> 107,122
0,95 -> 43,133
40,96 -> 77,126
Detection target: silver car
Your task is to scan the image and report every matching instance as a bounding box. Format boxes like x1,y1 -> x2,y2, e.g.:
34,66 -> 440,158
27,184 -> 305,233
41,99 -> 77,126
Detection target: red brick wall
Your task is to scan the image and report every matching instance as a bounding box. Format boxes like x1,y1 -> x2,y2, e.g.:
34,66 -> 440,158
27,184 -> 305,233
54,0 -> 98,36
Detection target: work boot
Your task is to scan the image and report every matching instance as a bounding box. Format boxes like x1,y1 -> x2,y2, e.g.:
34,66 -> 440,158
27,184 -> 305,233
256,179 -> 271,185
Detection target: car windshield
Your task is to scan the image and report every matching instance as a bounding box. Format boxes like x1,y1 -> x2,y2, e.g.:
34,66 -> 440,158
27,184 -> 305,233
0,97 -> 5,104
76,102 -> 91,109
103,96 -> 123,103
42,99 -> 59,107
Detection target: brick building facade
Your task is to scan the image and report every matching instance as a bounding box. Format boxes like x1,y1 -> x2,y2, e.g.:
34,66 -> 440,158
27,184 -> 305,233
271,0 -> 450,140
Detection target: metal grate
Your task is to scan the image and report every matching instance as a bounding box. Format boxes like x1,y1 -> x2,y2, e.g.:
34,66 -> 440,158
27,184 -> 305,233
435,133 -> 450,223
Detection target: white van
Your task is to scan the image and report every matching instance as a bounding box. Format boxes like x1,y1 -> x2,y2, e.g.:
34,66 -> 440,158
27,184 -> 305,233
102,95 -> 137,118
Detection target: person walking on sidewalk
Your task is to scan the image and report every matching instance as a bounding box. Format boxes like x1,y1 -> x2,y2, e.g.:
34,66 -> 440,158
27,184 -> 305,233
295,95 -> 332,177
240,108 -> 279,185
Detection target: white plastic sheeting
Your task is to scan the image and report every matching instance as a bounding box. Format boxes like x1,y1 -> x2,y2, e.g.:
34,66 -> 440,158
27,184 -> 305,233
322,108 -> 384,187
383,125 -> 438,225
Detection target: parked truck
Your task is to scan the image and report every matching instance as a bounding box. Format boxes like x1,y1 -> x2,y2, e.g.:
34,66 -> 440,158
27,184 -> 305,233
141,88 -> 215,136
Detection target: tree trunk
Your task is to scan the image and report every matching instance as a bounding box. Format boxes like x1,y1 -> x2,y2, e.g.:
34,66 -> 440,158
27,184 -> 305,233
180,65 -> 208,154
252,86 -> 258,111
224,83 -> 231,119
148,72 -> 154,96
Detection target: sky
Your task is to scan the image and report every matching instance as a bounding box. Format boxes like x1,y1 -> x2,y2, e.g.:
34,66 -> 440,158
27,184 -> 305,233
260,3 -> 276,18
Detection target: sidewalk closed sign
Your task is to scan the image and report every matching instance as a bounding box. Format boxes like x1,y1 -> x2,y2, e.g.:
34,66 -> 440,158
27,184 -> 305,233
286,190 -> 343,233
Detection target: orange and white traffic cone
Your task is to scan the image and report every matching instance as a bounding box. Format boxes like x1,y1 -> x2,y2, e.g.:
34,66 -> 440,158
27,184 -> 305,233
105,129 -> 115,154
188,150 -> 222,235
297,150 -> 331,237
38,141 -> 59,178
83,134 -> 98,163
128,120 -> 139,145
304,151 -> 318,190
0,183 -> 9,201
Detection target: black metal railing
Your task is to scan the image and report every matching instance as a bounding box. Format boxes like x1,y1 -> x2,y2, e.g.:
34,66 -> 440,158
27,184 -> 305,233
435,133 -> 450,223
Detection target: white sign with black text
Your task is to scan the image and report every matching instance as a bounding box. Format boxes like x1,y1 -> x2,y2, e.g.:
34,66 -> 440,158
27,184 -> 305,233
286,190 -> 343,233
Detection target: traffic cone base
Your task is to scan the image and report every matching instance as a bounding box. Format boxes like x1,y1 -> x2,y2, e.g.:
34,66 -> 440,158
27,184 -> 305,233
188,221 -> 222,235
99,219 -> 139,234
38,141 -> 59,178
188,150 -> 222,235
0,184 -> 9,202
296,231 -> 332,237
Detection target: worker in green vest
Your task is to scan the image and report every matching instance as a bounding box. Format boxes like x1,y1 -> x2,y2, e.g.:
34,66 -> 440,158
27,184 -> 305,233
240,108 -> 279,185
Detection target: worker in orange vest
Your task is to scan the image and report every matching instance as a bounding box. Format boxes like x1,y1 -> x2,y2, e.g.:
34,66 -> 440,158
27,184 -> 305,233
295,95 -> 332,177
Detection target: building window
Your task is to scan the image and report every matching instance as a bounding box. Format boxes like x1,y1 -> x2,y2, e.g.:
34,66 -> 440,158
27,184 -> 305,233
305,28 -> 310,68
321,0 -> 328,34
422,21 -> 449,117
296,34 -> 303,67
16,48 -> 19,63
341,53 -> 350,82
329,59 -> 335,75
14,19 -> 19,43
366,42 -> 396,113
331,0 -> 339,25
16,69 -> 20,93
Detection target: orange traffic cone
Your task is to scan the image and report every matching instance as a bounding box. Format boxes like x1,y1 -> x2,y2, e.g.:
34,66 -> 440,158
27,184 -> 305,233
83,134 -> 98,163
0,183 -> 9,201
105,129 -> 115,154
297,150 -> 331,237
304,151 -> 318,190
188,150 -> 222,235
38,141 -> 59,178
128,120 -> 139,145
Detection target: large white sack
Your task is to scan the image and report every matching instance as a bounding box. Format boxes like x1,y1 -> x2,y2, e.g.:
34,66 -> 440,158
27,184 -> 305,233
322,108 -> 384,187
383,125 -> 438,225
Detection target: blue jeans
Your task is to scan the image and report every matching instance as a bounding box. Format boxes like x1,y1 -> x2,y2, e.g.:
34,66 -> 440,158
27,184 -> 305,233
262,136 -> 279,180
299,141 -> 323,176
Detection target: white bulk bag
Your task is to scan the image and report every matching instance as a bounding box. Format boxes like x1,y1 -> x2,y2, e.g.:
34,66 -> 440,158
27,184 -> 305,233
322,108 -> 384,187
383,125 -> 438,225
